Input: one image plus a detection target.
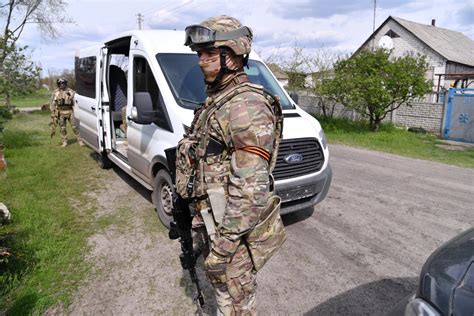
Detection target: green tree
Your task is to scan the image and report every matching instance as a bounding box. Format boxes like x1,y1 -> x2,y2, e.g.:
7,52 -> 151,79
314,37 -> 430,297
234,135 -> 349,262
0,41 -> 40,107
321,49 -> 432,131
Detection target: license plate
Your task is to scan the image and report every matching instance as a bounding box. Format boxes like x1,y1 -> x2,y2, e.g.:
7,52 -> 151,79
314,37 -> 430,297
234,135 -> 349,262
278,184 -> 316,203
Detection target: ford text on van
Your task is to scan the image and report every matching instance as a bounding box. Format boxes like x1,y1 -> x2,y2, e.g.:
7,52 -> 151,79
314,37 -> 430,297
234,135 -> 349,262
74,30 -> 332,228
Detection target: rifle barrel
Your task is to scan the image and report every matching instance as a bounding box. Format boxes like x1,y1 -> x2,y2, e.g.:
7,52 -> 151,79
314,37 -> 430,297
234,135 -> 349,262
189,268 -> 205,307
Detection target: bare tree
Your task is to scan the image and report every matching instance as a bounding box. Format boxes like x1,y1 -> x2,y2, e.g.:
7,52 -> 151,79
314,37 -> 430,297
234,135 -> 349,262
280,45 -> 307,92
270,43 -> 344,117
1,0 -> 73,62
305,47 -> 345,118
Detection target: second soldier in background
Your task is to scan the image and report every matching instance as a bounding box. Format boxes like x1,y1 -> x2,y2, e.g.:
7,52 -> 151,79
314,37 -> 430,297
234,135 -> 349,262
50,78 -> 83,147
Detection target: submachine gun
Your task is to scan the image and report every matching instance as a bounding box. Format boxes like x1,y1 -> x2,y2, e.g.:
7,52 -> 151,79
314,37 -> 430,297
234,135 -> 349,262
164,147 -> 205,308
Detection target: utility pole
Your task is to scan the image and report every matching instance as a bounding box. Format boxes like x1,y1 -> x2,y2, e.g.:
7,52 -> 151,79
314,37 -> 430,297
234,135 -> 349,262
373,0 -> 377,33
372,0 -> 377,51
136,13 -> 144,30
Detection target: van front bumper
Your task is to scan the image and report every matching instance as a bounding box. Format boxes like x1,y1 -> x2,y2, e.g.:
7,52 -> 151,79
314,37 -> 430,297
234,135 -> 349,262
275,163 -> 332,215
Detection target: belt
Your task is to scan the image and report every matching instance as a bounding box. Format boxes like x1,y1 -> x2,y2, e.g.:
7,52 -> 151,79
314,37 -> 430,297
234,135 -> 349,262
58,106 -> 73,110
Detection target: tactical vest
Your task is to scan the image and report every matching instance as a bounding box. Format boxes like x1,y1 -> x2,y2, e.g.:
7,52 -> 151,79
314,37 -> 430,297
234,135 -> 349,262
175,82 -> 283,200
54,89 -> 74,110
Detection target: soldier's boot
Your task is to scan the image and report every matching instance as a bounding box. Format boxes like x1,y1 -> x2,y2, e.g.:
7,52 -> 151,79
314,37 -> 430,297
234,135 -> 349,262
61,141 -> 68,147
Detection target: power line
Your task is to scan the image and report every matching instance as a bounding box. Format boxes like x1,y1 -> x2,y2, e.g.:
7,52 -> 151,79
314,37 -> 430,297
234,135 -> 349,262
138,0 -> 194,29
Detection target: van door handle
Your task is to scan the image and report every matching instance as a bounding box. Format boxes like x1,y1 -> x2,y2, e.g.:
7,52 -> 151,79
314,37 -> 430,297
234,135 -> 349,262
91,106 -> 96,112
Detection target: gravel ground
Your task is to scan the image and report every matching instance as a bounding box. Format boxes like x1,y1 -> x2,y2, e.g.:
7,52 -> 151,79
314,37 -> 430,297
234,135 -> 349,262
59,144 -> 473,315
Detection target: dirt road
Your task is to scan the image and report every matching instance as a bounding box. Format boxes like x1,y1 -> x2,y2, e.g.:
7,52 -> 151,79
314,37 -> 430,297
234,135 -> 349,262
64,144 -> 473,315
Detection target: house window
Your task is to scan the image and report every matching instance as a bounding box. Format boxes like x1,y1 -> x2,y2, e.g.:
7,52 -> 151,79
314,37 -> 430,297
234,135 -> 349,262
385,30 -> 400,38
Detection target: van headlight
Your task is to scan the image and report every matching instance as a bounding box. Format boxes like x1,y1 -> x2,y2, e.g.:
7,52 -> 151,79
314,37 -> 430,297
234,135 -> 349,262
404,298 -> 440,316
319,129 -> 327,149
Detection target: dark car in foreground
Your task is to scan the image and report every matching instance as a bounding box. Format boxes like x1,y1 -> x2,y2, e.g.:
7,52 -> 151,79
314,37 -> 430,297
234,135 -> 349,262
390,228 -> 474,316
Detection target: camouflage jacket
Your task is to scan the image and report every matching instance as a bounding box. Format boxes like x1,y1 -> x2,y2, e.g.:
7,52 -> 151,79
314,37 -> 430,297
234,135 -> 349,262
50,88 -> 75,112
187,81 -> 282,257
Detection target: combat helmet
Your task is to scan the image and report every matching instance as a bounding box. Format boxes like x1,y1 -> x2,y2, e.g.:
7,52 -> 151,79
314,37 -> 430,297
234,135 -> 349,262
57,78 -> 68,86
184,15 -> 253,56
185,16 -> 253,85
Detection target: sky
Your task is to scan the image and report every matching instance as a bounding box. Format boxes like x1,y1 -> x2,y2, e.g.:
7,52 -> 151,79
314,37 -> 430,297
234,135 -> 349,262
8,0 -> 474,75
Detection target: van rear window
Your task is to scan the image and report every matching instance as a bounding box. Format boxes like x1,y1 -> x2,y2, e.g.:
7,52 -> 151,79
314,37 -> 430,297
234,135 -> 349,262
157,53 -> 293,110
75,56 -> 96,99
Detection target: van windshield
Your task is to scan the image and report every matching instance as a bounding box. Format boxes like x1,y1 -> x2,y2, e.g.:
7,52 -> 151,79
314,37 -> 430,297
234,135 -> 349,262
157,53 -> 293,110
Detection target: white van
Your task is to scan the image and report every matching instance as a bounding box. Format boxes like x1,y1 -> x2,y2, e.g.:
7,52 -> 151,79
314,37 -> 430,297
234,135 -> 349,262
74,30 -> 332,228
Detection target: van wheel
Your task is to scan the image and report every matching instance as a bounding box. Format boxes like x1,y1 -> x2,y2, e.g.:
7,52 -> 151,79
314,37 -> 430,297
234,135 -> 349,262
97,152 -> 112,169
152,169 -> 174,229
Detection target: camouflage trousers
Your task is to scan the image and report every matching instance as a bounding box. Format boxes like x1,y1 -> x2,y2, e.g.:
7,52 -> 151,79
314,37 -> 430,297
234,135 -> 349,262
120,106 -> 127,134
58,110 -> 80,142
193,223 -> 257,315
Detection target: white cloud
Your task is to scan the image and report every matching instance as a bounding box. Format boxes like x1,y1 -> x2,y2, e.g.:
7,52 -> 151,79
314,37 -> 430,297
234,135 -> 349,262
10,0 -> 473,74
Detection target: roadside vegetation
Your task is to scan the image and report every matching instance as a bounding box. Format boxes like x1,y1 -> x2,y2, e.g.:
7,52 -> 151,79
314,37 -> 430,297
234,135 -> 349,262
0,111 -> 101,314
317,116 -> 474,168
9,88 -> 50,108
0,102 -> 471,315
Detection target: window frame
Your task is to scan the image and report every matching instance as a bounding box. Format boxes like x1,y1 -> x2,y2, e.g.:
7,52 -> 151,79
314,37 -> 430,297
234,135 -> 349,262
131,54 -> 173,132
75,56 -> 97,99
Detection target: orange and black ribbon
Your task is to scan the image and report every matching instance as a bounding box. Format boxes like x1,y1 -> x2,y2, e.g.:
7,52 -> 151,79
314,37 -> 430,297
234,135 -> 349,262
238,146 -> 271,162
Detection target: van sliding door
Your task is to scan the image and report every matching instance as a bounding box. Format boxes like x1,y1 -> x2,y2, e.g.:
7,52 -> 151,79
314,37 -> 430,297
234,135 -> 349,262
74,48 -> 101,150
97,47 -> 112,152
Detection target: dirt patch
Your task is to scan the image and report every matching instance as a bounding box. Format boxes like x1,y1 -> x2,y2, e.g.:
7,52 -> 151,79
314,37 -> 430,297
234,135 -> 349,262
62,167 -> 216,315
47,144 -> 473,315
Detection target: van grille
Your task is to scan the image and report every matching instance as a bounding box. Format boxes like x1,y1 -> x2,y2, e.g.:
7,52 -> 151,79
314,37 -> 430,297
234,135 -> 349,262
273,138 -> 324,181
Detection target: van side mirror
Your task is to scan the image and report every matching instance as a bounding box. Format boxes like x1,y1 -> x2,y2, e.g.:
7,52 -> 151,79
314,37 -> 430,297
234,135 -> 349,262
289,92 -> 299,104
130,92 -> 154,125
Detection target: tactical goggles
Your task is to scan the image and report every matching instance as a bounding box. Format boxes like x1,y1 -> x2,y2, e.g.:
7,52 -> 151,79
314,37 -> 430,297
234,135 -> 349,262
184,25 -> 252,46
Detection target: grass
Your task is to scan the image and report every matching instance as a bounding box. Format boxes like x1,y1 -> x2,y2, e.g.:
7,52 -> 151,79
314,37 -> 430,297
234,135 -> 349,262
316,116 -> 474,168
0,111 -> 102,314
0,110 -> 470,313
9,88 -> 50,108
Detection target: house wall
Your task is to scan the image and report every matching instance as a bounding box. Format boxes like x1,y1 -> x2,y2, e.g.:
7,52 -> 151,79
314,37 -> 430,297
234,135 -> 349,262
361,20 -> 447,75
391,102 -> 445,132
298,94 -> 359,120
360,20 -> 448,102
298,93 -> 445,133
446,63 -> 474,74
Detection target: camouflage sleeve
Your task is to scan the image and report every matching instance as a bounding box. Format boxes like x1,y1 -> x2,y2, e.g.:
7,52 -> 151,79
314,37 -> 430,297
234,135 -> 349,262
49,91 -> 57,113
70,89 -> 76,110
213,92 -> 275,257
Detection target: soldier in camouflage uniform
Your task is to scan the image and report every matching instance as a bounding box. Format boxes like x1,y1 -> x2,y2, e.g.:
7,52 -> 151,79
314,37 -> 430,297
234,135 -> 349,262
181,15 -> 283,315
50,78 -> 83,147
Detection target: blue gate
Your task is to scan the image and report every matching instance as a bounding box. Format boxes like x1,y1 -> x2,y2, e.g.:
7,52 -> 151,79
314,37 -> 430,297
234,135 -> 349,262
443,88 -> 474,143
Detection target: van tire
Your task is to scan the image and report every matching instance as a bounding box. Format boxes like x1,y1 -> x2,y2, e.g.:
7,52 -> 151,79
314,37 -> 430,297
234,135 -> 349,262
97,152 -> 112,169
152,169 -> 174,229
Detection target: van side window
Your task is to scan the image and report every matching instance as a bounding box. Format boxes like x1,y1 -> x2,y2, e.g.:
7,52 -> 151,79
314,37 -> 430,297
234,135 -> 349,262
75,56 -> 96,98
133,56 -> 172,132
